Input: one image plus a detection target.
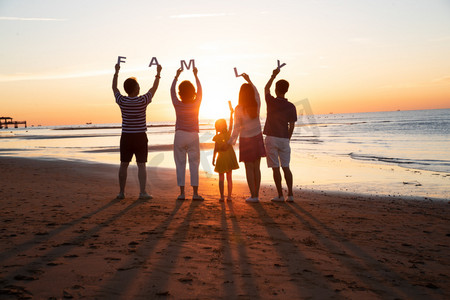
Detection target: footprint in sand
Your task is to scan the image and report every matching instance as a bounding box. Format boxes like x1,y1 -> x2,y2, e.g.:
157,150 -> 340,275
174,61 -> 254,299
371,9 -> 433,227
0,285 -> 33,299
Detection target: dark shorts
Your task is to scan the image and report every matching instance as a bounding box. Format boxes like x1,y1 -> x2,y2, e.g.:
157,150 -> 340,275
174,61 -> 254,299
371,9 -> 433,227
239,133 -> 266,162
120,132 -> 148,163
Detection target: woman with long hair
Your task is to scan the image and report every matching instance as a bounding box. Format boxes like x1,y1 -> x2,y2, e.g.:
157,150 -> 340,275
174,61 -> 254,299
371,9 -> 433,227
229,73 -> 266,202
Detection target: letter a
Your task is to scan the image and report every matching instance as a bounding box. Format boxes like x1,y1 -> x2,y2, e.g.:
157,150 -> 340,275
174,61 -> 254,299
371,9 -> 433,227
180,59 -> 195,70
277,59 -> 286,69
149,57 -> 159,67
117,56 -> 127,65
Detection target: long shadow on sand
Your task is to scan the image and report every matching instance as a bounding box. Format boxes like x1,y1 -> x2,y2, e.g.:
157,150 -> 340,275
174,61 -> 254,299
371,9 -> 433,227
96,199 -> 185,298
284,202 -> 436,299
138,200 -> 201,296
98,200 -> 262,299
226,202 -> 261,299
249,203 -> 343,298
0,197 -> 147,289
0,197 -> 120,263
219,202 -> 237,298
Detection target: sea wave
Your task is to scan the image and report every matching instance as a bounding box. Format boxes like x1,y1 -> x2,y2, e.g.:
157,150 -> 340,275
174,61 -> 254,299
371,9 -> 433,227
349,152 -> 450,173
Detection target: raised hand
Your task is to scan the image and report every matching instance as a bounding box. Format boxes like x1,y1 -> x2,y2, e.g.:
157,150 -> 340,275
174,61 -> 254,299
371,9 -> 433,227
228,101 -> 234,114
242,73 -> 251,83
175,68 -> 183,78
272,68 -> 280,77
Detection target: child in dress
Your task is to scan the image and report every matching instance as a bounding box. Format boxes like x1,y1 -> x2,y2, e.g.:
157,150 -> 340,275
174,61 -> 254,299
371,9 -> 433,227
212,102 -> 239,201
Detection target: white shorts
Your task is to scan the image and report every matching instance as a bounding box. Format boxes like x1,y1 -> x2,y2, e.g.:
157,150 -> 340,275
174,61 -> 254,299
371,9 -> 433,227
264,136 -> 291,168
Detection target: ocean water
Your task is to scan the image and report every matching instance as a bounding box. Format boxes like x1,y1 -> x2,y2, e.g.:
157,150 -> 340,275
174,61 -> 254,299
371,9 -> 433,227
1,109 -> 449,200
297,109 -> 450,173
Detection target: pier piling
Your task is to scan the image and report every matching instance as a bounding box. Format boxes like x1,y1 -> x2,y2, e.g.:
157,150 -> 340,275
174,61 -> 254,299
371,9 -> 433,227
0,117 -> 27,129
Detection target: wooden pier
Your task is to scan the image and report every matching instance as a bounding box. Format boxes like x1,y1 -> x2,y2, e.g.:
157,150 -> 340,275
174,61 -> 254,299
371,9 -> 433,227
0,117 -> 27,129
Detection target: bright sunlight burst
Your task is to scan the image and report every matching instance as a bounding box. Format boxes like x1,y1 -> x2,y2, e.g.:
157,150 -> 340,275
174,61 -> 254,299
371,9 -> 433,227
199,76 -> 240,121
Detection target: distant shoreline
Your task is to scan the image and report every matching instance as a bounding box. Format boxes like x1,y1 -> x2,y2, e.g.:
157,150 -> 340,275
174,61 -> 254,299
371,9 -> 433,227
10,108 -> 449,129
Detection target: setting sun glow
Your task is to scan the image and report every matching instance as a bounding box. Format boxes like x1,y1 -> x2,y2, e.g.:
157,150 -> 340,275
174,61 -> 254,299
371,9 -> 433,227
0,1 -> 449,126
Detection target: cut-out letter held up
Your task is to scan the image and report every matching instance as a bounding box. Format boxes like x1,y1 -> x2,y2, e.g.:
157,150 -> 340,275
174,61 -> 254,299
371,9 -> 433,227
277,60 -> 286,69
228,100 -> 233,111
180,59 -> 195,70
234,67 -> 243,77
149,57 -> 159,67
117,56 -> 126,65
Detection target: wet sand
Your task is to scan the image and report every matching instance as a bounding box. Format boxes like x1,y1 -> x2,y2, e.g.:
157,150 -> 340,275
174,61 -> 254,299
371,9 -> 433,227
0,157 -> 449,299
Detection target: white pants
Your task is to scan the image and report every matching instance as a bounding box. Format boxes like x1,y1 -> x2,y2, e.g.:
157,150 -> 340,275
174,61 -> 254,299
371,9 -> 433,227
174,130 -> 200,187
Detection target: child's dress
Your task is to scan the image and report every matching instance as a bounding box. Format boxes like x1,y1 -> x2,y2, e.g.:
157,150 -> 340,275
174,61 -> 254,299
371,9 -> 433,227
213,131 -> 239,173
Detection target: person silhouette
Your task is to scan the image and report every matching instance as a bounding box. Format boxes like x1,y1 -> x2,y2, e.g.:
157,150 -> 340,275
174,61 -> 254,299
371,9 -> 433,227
112,62 -> 162,200
171,67 -> 204,201
263,68 -> 297,202
229,73 -> 266,202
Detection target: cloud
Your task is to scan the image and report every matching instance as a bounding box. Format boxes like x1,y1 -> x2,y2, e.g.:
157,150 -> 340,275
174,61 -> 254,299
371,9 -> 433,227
431,75 -> 450,84
170,13 -> 231,19
0,69 -> 111,82
348,37 -> 393,48
429,36 -> 450,42
378,76 -> 450,89
378,83 -> 416,90
0,16 -> 67,21
0,65 -> 156,82
348,37 -> 378,46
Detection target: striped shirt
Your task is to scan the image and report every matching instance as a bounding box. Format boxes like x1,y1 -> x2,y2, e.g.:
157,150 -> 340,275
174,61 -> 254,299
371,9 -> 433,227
115,91 -> 153,133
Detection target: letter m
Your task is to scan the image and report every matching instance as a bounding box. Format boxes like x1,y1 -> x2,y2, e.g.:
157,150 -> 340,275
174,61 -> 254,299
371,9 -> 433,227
180,59 -> 195,70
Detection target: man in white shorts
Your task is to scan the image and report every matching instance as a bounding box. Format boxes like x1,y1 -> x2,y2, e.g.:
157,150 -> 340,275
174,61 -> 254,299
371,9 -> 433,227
263,68 -> 297,202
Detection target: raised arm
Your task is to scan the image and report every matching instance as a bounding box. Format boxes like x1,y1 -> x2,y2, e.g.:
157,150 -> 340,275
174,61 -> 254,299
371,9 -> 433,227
171,68 -> 183,105
148,64 -> 162,96
228,106 -> 241,145
112,64 -> 120,94
193,67 -> 202,103
265,68 -> 280,95
228,104 -> 234,133
254,84 -> 261,110
242,73 -> 260,109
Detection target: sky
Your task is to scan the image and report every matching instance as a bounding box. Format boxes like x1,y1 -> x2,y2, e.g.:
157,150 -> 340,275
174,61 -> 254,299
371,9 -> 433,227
0,0 -> 449,126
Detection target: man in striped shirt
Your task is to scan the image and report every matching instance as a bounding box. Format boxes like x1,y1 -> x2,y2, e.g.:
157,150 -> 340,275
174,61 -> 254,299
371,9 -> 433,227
112,63 -> 162,200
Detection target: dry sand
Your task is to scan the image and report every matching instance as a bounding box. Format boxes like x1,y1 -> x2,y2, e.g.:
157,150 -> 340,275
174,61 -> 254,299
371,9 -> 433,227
0,157 -> 449,299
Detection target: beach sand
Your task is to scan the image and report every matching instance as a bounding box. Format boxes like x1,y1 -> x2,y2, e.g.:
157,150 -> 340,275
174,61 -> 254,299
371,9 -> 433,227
0,157 -> 449,299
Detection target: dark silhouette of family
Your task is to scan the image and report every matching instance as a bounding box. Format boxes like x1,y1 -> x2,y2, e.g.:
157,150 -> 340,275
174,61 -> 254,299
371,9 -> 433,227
112,62 -> 297,203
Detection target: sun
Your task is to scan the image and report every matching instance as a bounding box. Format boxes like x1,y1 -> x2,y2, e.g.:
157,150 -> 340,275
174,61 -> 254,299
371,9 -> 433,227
200,98 -> 235,121
198,77 -> 240,121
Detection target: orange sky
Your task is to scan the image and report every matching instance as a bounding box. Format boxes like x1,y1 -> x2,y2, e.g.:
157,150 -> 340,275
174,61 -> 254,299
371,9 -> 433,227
1,1 -> 449,126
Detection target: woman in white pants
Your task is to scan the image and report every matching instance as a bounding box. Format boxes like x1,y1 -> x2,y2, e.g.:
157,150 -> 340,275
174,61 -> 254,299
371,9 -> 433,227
171,67 -> 204,200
